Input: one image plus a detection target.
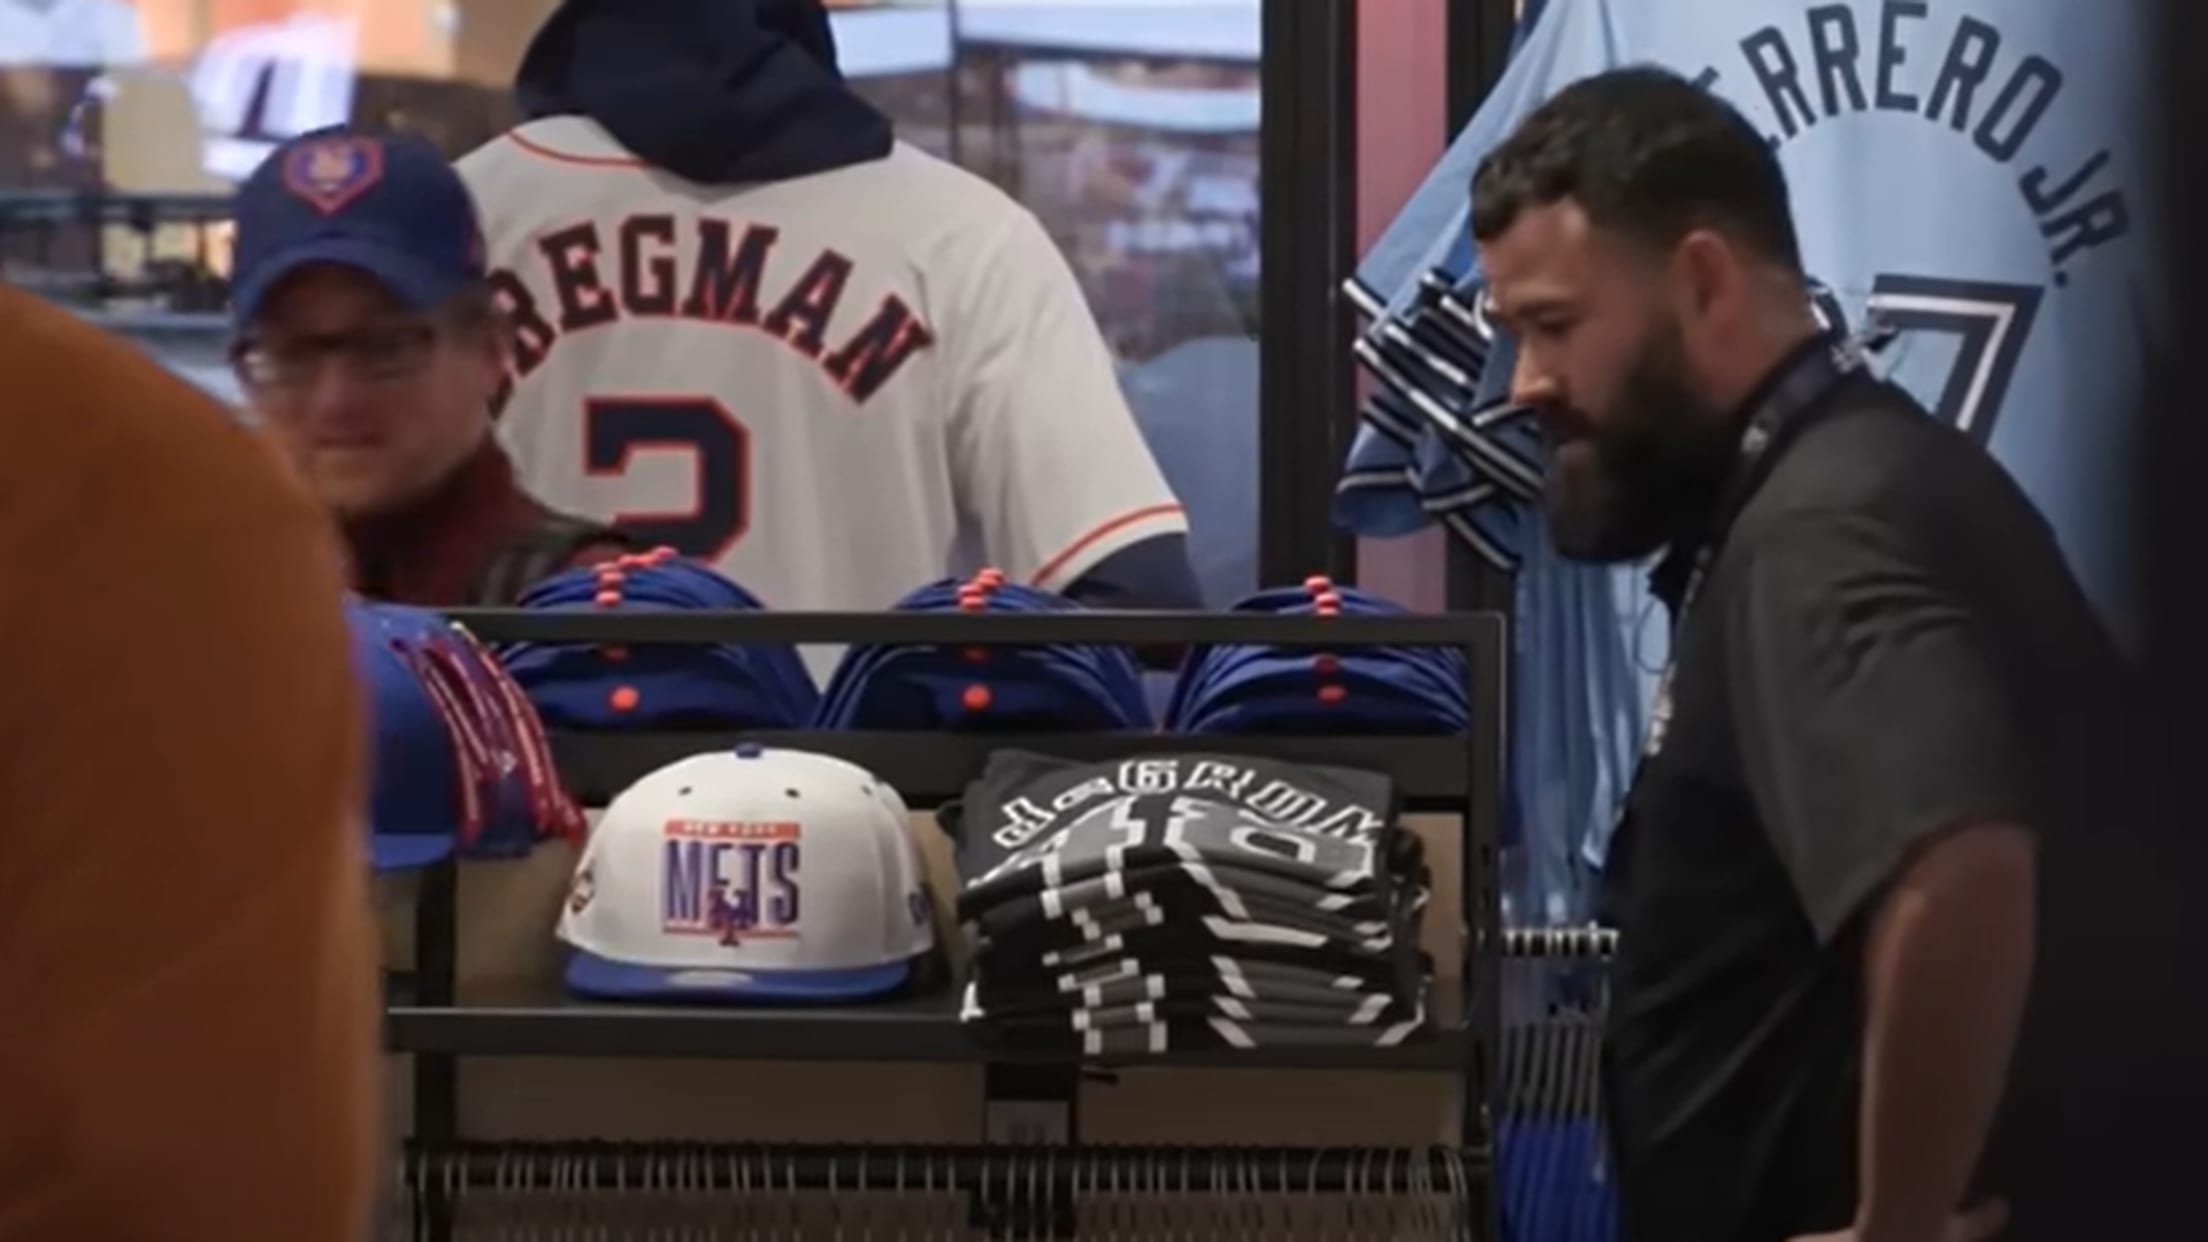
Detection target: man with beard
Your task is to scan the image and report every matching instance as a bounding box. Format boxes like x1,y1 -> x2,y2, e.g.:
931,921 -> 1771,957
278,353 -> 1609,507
1470,68 -> 2168,1242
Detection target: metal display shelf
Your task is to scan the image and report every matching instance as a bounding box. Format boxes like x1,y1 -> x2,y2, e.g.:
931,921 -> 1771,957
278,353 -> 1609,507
400,606 -> 1504,1068
441,606 -> 1483,648
386,983 -> 1470,1070
543,729 -> 1471,808
391,605 -> 1508,1242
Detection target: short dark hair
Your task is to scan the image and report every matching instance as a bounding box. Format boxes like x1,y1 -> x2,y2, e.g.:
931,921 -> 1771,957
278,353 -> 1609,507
1469,66 -> 1803,273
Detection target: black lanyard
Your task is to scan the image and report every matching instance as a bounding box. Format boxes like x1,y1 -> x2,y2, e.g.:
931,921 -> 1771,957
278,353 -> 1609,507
1635,332 -> 1867,765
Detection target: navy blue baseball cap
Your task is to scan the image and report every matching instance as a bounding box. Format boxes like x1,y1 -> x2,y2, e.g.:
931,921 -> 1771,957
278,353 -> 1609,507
498,551 -> 820,730
231,126 -> 485,326
1162,582 -> 1470,735
812,574 -> 1152,731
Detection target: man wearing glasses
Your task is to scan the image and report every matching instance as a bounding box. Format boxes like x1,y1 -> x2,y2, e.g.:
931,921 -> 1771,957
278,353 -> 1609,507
229,127 -> 629,605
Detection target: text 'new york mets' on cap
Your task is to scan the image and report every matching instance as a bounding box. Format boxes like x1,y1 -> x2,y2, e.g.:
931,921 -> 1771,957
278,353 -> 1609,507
230,126 -> 485,326
557,745 -> 936,1002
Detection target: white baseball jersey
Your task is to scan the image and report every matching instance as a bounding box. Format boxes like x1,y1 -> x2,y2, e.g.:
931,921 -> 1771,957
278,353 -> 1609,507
454,117 -> 1187,617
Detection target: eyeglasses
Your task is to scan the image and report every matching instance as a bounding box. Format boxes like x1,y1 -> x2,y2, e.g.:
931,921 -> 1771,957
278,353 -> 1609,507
231,322 -> 441,389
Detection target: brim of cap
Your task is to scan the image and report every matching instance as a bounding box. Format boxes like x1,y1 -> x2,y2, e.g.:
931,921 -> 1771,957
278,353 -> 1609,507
370,831 -> 456,872
563,950 -> 913,1002
233,235 -> 468,325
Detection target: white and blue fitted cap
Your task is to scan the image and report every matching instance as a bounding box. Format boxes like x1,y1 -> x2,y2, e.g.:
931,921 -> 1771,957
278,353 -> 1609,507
557,744 -> 935,1002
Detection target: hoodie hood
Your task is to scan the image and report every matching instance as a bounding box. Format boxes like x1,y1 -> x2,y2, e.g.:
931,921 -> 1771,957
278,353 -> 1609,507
515,0 -> 893,185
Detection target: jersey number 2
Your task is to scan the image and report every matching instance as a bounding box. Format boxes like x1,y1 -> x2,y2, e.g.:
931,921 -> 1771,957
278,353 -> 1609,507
584,397 -> 751,560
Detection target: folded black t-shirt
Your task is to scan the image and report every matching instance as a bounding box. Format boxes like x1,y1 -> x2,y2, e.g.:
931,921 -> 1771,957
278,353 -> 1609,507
943,752 -> 1404,923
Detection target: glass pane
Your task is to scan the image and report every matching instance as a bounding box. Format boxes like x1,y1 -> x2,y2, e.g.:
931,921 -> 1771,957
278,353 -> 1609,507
831,1 -> 1263,607
0,2 -> 1263,603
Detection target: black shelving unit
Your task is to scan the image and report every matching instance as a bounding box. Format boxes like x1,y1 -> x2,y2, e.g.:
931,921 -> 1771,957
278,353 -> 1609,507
1258,0 -> 1360,588
539,728 -> 1473,807
1445,0 -> 1520,134
388,983 -> 1472,1069
385,607 -> 1507,1239
1441,0 -> 1524,617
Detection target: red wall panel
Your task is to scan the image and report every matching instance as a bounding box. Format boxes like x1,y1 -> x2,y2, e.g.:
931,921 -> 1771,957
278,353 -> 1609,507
1351,0 -> 1450,611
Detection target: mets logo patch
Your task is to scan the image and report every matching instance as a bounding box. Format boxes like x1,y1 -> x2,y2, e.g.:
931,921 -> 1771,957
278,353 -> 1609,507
281,136 -> 384,216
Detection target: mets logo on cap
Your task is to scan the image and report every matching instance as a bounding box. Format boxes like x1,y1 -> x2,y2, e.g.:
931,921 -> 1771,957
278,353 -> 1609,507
282,135 -> 384,215
662,815 -> 803,945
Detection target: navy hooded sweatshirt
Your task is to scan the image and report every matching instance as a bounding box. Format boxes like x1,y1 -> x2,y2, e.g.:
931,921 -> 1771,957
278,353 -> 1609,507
515,0 -> 893,184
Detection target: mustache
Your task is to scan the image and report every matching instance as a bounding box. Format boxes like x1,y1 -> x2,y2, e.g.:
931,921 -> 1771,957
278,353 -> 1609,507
1536,402 -> 1597,443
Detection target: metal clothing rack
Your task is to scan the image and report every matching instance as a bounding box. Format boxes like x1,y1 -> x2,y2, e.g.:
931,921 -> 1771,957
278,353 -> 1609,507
1494,925 -> 1620,1242
395,1142 -> 1481,1199
389,607 -> 1510,1242
1501,926 -> 1618,960
386,1143 -> 1483,1242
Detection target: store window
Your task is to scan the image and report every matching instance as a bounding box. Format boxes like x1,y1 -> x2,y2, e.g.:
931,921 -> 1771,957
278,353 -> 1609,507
896,1 -> 1263,605
0,0 -> 1261,603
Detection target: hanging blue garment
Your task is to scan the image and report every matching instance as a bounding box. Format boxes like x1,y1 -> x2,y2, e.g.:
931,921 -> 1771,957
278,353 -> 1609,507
1335,0 -> 2154,930
1339,0 -> 2155,613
